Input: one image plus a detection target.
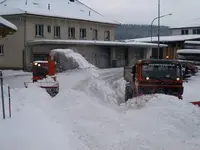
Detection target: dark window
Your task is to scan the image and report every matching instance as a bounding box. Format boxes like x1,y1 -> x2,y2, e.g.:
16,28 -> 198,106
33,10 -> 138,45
92,29 -> 98,40
47,25 -> 51,33
54,26 -> 61,37
0,45 -> 4,55
185,30 -> 189,35
80,28 -> 86,39
181,30 -> 184,35
193,29 -> 197,34
181,29 -> 188,35
68,27 -> 75,38
35,24 -> 44,36
197,29 -> 200,34
104,30 -> 110,41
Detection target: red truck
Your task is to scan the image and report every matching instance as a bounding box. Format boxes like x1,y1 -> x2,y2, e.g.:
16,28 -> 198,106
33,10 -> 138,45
124,59 -> 184,101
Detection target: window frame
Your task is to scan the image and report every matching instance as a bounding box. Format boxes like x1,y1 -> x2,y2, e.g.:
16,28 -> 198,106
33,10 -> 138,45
68,27 -> 75,39
35,24 -> 44,37
0,45 -> 4,56
80,28 -> 87,39
54,26 -> 61,38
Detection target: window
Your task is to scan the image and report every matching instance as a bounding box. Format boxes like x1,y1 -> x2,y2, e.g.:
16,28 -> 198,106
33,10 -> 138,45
181,29 -> 188,35
35,24 -> 44,36
193,29 -> 197,34
104,30 -> 110,41
0,45 -> 4,55
68,27 -> 75,38
47,25 -> 51,33
80,28 -> 86,39
54,26 -> 61,37
92,29 -> 98,40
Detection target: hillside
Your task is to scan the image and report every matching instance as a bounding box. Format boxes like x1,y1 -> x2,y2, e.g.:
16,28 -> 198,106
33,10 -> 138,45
115,24 -> 172,40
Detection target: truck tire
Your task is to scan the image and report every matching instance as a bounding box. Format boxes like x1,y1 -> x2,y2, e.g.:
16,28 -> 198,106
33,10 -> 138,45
125,83 -> 133,102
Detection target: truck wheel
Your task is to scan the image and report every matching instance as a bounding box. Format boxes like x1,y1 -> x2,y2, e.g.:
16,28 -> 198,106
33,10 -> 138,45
125,84 -> 133,102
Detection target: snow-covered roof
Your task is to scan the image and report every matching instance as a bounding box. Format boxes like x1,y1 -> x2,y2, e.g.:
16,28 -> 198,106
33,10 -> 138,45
27,39 -> 167,48
185,41 -> 200,45
170,19 -> 200,29
0,15 -> 17,31
176,49 -> 200,54
0,0 -> 118,25
125,35 -> 200,43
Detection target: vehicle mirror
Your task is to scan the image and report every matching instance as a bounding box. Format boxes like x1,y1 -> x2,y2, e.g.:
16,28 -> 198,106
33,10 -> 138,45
132,65 -> 136,75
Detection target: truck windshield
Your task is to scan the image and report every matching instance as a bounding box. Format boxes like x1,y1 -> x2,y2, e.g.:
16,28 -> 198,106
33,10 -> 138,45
142,63 -> 181,79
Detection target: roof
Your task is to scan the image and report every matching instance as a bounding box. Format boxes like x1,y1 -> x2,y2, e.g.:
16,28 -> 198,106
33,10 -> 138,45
0,15 -> 17,30
0,0 -> 118,25
124,35 -> 200,43
170,19 -> 200,29
184,41 -> 200,45
176,49 -> 200,54
139,59 -> 180,64
27,39 -> 168,48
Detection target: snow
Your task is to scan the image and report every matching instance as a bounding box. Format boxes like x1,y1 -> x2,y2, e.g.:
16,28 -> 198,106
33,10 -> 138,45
51,49 -> 95,70
29,39 -> 168,48
1,51 -> 200,149
185,41 -> 200,45
0,15 -> 17,31
177,49 -> 200,54
125,35 -> 200,43
0,0 -> 117,24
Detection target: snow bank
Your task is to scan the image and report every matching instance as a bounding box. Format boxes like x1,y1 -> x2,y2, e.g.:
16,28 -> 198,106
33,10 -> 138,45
0,87 -> 89,150
1,70 -> 30,78
50,49 -> 95,72
52,90 -> 200,149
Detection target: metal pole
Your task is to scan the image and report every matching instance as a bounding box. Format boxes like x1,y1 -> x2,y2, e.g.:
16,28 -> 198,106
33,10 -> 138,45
151,13 -> 172,43
8,86 -> 11,118
158,0 -> 160,59
0,71 -> 5,119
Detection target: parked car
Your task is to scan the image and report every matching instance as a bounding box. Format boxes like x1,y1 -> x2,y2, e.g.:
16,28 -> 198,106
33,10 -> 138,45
187,62 -> 198,75
180,62 -> 192,79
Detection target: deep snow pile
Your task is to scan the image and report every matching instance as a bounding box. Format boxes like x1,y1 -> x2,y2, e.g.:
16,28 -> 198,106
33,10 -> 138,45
50,49 -> 95,72
1,74 -> 200,149
0,87 -> 89,150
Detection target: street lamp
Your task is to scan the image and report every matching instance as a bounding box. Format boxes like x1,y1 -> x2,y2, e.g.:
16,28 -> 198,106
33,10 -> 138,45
150,13 -> 172,42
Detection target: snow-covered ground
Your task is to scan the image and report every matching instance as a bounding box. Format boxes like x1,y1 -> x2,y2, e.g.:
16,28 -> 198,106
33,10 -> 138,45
0,50 -> 200,150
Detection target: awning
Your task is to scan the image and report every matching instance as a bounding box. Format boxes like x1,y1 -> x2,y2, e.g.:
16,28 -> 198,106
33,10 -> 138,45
27,39 -> 168,48
0,16 -> 17,37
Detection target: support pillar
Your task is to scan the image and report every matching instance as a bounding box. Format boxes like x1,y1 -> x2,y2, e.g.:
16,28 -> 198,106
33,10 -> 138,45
110,48 -> 116,67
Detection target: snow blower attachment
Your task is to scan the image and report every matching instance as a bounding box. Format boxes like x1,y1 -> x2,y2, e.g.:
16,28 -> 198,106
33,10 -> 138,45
124,59 -> 200,107
24,55 -> 59,97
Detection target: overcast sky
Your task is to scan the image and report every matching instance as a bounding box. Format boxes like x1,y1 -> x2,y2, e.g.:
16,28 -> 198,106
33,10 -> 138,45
80,0 -> 200,27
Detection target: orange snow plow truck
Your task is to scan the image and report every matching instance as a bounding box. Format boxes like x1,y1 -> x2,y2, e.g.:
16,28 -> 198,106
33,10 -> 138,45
124,59 -> 200,107
24,55 -> 59,97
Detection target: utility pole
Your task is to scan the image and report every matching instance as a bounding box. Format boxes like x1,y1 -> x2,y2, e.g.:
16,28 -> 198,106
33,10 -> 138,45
158,0 -> 160,59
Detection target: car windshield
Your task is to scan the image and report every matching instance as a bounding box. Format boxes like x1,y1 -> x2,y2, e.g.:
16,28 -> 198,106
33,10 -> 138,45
142,63 -> 181,79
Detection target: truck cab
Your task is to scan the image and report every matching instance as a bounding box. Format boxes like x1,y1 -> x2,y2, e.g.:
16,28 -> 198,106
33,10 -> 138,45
124,59 -> 184,101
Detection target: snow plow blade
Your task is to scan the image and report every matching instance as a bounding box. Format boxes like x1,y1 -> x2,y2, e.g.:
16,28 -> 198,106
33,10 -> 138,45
190,101 -> 200,107
24,81 -> 59,97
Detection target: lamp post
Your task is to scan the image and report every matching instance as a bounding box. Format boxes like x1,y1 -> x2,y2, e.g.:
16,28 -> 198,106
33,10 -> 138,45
150,13 -> 172,42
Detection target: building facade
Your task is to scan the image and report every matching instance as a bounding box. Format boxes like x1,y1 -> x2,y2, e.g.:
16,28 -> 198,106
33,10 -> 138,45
0,14 -> 116,69
171,26 -> 200,36
0,0 -> 162,70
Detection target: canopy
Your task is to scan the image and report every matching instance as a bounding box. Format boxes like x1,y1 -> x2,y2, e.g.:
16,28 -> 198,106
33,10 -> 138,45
0,16 -> 17,37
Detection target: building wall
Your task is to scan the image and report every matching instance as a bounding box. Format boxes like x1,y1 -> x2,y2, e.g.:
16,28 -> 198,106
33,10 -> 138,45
25,15 -> 115,42
171,28 -> 198,35
29,45 -> 110,69
0,15 -> 25,69
127,47 -> 152,66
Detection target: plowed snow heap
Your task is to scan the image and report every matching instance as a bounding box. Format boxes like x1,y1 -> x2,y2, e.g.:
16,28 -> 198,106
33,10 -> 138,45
50,49 -> 95,72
